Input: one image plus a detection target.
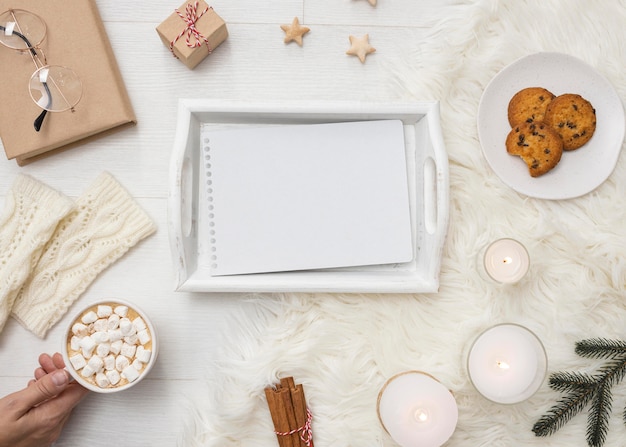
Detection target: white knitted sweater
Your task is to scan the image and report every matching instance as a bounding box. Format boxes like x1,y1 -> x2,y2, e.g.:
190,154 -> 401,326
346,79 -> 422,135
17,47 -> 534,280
11,172 -> 156,338
0,175 -> 73,333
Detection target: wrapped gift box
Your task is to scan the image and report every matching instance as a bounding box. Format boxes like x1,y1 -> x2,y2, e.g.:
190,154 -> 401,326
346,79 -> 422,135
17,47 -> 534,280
156,0 -> 228,69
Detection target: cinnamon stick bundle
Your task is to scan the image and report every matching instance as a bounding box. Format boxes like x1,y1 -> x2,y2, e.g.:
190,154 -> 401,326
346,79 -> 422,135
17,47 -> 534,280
265,377 -> 314,447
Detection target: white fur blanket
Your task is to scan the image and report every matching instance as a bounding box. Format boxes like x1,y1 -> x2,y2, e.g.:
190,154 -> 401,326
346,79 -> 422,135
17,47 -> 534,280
182,1 -> 626,446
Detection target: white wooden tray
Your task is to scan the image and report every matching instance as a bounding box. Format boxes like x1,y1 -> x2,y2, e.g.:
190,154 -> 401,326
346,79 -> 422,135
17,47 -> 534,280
168,99 -> 449,293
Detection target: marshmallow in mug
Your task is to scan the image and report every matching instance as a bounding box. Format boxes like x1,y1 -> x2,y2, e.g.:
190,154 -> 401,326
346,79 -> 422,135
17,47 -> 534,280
66,302 -> 153,389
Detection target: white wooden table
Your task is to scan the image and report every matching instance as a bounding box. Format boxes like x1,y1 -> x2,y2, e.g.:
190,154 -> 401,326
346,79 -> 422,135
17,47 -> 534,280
0,1 -> 457,445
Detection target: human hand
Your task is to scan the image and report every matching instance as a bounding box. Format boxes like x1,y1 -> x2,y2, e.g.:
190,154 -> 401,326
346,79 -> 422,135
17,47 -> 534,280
0,353 -> 89,447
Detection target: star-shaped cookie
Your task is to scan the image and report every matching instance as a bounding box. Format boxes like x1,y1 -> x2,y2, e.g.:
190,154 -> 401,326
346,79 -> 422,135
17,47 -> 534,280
280,17 -> 310,46
346,34 -> 376,63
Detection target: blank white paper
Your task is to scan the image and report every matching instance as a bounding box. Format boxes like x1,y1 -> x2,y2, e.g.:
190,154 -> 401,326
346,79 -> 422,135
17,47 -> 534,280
203,119 -> 413,276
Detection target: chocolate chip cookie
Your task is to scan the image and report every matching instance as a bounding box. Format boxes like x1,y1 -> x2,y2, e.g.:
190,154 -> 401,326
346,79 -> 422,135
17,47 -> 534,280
506,121 -> 563,177
544,93 -> 596,150
507,87 -> 556,127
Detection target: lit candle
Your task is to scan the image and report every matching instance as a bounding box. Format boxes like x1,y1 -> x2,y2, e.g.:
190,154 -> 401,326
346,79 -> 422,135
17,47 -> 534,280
467,323 -> 547,404
377,371 -> 458,447
483,238 -> 529,283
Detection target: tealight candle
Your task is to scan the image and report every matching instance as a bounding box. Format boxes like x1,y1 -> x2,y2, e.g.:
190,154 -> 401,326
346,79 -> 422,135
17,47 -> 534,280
467,323 -> 547,404
483,238 -> 529,283
377,371 -> 458,447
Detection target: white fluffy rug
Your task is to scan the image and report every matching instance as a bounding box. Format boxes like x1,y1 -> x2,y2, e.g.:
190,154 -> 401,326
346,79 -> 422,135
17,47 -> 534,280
182,1 -> 626,446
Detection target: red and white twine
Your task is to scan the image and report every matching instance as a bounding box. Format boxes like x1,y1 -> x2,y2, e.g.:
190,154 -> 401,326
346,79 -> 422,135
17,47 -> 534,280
169,1 -> 213,56
274,407 -> 314,447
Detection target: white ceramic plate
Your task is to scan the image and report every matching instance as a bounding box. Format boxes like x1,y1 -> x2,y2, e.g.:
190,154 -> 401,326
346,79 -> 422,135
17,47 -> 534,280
478,52 -> 625,200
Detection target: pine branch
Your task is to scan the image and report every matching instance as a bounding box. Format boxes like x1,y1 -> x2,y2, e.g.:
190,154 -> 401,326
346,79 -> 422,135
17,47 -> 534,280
533,388 -> 596,437
534,339 -> 626,447
576,339 -> 626,360
587,383 -> 612,447
549,371 -> 596,392
597,357 -> 626,388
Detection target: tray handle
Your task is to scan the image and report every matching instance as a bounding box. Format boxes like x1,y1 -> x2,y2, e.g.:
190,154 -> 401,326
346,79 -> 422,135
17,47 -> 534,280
423,156 -> 438,235
168,101 -> 199,290
422,102 -> 450,288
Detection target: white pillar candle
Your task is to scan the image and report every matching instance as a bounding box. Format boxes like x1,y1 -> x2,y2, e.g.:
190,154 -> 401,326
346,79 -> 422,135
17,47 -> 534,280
377,371 -> 458,447
483,238 -> 529,283
467,324 -> 547,404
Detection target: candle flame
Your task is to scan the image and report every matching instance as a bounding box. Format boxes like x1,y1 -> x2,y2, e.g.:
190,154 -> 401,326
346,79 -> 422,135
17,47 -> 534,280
497,360 -> 510,370
502,257 -> 513,264
414,408 -> 429,423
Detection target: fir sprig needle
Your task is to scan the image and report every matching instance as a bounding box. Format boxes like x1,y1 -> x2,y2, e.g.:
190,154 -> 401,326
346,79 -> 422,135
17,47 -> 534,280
533,339 -> 626,447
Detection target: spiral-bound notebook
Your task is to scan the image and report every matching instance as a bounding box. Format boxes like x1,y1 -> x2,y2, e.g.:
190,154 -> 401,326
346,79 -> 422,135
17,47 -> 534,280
201,119 -> 413,276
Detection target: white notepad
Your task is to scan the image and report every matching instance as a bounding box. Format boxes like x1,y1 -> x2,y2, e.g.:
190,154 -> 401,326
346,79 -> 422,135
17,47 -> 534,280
202,119 -> 413,276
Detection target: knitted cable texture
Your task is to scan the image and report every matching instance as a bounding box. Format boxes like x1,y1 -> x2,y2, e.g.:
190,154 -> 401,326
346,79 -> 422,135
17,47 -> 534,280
11,172 -> 156,338
0,175 -> 73,333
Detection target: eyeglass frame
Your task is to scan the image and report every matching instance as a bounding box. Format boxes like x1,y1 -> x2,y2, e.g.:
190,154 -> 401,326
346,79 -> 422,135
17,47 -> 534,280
0,8 -> 82,131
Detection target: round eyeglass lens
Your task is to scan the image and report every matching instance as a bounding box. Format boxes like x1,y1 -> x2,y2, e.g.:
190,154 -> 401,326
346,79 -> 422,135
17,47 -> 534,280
0,9 -> 46,50
29,65 -> 82,112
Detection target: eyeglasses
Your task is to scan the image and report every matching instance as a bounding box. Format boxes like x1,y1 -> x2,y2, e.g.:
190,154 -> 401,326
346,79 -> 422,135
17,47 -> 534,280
0,9 -> 82,131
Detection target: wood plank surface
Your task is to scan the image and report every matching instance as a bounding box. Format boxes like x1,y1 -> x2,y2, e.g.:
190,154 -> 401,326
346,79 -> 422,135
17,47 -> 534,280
0,1 -> 452,445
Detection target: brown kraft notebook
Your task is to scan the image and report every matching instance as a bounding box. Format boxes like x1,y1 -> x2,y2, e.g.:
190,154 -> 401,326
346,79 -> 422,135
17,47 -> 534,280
0,0 -> 136,164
